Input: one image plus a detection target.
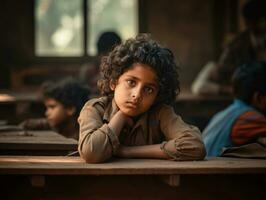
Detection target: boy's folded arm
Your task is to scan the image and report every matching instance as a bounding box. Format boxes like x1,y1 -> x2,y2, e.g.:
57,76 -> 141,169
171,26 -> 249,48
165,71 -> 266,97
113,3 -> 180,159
111,105 -> 206,161
78,106 -> 114,163
160,130 -> 206,161
115,131 -> 206,161
159,106 -> 206,161
115,144 -> 169,159
19,118 -> 50,130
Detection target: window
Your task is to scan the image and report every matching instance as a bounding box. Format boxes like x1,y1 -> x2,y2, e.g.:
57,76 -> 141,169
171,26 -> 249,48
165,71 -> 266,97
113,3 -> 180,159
88,0 -> 138,56
35,0 -> 138,57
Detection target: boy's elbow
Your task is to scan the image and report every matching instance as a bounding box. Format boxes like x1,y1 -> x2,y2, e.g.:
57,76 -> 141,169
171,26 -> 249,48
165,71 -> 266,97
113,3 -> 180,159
79,144 -> 112,163
179,141 -> 206,161
78,131 -> 113,163
190,130 -> 207,160
194,142 -> 206,160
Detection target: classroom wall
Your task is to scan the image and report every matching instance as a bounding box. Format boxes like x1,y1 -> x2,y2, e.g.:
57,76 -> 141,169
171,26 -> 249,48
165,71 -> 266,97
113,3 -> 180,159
143,0 -> 216,86
0,0 -> 33,88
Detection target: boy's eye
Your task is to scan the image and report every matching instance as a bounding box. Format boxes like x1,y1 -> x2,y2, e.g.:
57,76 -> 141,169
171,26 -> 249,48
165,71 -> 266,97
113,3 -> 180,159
47,105 -> 55,109
144,87 -> 154,94
127,80 -> 136,87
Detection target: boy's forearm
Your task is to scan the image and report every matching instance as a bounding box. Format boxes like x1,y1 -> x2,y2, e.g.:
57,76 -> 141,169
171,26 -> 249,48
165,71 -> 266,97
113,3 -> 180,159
116,144 -> 170,159
20,118 -> 50,130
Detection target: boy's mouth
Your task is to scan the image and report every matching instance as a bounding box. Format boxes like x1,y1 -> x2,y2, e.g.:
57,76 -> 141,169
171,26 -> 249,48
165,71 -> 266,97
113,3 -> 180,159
125,101 -> 138,109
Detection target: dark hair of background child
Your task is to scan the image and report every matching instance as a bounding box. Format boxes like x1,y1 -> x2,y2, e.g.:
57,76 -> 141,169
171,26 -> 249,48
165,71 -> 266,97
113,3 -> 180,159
42,78 -> 90,117
97,31 -> 122,55
232,61 -> 266,104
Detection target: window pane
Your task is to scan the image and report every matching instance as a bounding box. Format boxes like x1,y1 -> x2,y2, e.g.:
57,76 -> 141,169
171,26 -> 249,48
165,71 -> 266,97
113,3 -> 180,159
88,0 -> 138,56
35,0 -> 83,56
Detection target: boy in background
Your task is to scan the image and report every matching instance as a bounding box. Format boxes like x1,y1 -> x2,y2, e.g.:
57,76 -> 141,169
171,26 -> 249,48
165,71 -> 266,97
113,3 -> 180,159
20,78 -> 90,140
203,61 -> 266,157
192,0 -> 266,95
79,31 -> 121,96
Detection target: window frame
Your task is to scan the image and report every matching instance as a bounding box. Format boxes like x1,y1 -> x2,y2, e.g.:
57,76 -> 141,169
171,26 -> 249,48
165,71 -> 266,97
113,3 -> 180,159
33,0 -> 145,65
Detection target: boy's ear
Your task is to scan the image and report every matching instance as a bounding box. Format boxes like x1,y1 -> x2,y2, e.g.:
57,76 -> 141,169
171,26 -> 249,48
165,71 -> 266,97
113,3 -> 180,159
109,79 -> 117,91
66,106 -> 76,116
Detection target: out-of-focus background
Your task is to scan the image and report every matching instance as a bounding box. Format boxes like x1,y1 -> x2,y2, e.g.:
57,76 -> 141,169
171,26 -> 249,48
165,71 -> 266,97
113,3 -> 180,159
0,0 -> 248,128
0,0 -> 245,89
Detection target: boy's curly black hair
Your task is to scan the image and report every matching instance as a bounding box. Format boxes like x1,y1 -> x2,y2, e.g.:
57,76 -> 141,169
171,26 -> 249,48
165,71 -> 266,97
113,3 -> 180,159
42,78 -> 90,117
98,34 -> 180,105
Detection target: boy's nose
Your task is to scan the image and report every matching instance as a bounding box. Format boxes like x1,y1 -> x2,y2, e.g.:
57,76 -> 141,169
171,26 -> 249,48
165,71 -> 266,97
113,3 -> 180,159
131,87 -> 142,102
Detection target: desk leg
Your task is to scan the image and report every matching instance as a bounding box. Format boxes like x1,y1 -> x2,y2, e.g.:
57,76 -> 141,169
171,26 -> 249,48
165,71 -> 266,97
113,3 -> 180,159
30,175 -> 45,187
160,175 -> 180,187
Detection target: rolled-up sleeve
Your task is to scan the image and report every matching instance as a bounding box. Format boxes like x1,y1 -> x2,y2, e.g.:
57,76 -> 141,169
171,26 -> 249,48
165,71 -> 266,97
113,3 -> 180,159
78,102 -> 119,163
159,105 -> 206,161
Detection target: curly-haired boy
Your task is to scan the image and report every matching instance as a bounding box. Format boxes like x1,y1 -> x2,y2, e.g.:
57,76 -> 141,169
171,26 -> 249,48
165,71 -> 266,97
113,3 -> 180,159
78,34 -> 206,163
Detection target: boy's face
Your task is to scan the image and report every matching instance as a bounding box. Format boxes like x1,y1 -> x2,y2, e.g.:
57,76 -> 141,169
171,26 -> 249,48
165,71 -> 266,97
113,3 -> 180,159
110,63 -> 159,117
44,98 -> 73,128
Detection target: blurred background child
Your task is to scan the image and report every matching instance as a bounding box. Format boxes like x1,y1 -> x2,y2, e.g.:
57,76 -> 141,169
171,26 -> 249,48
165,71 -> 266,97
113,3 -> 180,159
20,78 -> 90,140
79,31 -> 121,96
192,0 -> 266,95
203,61 -> 266,157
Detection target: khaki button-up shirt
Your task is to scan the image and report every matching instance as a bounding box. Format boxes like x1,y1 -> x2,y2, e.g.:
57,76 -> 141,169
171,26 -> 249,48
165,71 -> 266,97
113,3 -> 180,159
78,97 -> 205,163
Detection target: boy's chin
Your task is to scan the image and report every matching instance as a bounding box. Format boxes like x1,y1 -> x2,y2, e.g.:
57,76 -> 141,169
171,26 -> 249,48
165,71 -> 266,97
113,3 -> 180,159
121,109 -> 147,118
126,113 -> 139,117
120,108 -> 139,117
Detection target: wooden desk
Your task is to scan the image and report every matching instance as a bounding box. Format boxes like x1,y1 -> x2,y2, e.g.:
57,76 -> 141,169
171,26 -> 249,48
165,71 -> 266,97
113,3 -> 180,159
0,156 -> 265,200
0,130 -> 78,155
0,90 -> 44,123
0,90 -> 39,103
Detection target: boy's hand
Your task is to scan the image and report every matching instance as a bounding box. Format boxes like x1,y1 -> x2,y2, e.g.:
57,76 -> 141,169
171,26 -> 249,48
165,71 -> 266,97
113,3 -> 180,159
19,118 -> 50,130
108,110 -> 133,137
113,110 -> 133,126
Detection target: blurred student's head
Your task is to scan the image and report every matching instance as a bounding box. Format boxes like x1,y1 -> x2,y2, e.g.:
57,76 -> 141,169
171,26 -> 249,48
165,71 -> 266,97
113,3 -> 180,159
97,31 -> 122,55
232,61 -> 266,113
42,78 -> 90,127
